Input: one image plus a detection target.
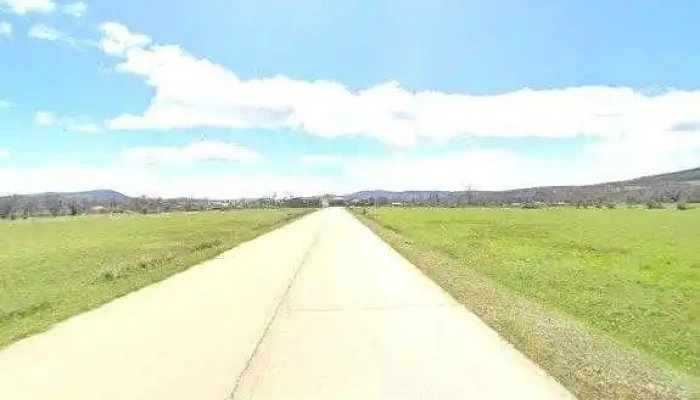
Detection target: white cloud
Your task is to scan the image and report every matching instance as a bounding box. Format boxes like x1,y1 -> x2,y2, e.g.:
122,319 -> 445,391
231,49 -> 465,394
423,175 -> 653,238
340,150 -> 522,192
0,166 -> 331,198
0,0 -> 55,14
0,149 -> 10,160
299,154 -> 348,166
27,23 -> 91,48
62,1 -> 85,18
0,21 -> 11,37
1,136 -> 699,198
69,122 -> 101,134
336,130 -> 700,193
0,98 -> 11,108
122,141 -> 263,166
35,111 -> 55,126
99,22 -> 151,56
581,131 -> 700,183
35,111 -> 102,133
7,22 -> 699,198
28,23 -> 60,40
98,24 -> 700,150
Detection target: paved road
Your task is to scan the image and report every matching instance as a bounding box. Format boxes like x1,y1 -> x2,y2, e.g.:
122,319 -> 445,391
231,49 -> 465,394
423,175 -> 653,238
0,208 -> 574,400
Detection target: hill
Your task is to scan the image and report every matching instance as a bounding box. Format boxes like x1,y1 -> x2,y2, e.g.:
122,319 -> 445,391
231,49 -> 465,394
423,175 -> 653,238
628,167 -> 700,184
345,166 -> 700,205
34,190 -> 131,203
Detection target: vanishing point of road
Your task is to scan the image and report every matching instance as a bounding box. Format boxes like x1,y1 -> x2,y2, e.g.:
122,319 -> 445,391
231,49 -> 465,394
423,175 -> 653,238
0,208 -> 575,400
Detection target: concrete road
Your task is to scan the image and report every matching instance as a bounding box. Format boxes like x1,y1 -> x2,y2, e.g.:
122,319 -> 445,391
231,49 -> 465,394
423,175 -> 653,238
0,208 -> 575,400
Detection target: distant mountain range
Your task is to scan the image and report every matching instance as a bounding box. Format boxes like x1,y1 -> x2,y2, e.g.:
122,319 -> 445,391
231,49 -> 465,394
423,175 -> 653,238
4,166 -> 700,206
344,167 -> 700,204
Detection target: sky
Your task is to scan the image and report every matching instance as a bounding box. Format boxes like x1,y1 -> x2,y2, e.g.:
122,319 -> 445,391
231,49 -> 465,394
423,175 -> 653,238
1,0 -> 700,198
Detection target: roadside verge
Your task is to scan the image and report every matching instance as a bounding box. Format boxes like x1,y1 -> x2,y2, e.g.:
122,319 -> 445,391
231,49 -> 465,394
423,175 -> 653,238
354,212 -> 699,400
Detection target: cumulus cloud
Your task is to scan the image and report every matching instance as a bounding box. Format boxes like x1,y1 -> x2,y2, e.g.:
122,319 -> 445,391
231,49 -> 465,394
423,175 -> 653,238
0,21 -> 11,37
10,21 -> 693,198
0,0 -> 55,14
121,141 -> 263,166
0,149 -> 10,160
34,111 -> 102,133
62,1 -> 85,18
98,23 -> 700,150
99,22 -> 151,56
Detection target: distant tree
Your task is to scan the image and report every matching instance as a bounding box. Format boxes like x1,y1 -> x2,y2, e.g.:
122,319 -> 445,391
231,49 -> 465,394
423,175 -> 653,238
108,198 -> 118,212
68,201 -> 82,216
22,197 -> 39,218
45,194 -> 63,216
668,189 -> 682,203
432,192 -> 440,206
646,201 -> 664,209
463,184 -> 473,206
677,201 -> 690,211
0,196 -> 18,218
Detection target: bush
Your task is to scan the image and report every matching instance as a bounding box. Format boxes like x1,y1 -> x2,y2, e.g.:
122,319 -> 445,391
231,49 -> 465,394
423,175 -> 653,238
605,203 -> 617,209
677,202 -> 690,210
646,201 -> 664,209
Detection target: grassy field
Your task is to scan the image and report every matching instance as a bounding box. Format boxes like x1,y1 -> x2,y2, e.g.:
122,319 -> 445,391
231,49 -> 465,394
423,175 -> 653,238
0,209 -> 310,347
356,207 -> 699,399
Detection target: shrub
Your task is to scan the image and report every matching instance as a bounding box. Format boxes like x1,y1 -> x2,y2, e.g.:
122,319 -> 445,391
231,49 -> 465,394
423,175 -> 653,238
646,201 -> 664,209
677,202 -> 690,211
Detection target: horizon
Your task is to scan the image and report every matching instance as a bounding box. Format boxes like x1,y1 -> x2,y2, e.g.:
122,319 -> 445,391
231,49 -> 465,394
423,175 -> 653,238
2,164 -> 697,200
2,1 -> 700,198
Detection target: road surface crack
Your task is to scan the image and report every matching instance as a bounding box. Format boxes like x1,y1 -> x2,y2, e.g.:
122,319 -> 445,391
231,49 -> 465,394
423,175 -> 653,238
225,220 -> 326,400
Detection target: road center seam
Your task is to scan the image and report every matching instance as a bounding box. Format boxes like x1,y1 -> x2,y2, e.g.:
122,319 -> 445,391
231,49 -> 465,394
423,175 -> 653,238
225,215 -> 326,400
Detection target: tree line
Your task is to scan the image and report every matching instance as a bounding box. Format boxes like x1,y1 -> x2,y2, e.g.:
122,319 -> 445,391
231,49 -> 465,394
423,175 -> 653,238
0,194 -> 326,220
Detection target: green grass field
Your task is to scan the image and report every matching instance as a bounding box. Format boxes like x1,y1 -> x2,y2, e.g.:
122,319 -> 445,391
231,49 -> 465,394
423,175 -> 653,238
357,207 -> 699,399
0,209 -> 309,347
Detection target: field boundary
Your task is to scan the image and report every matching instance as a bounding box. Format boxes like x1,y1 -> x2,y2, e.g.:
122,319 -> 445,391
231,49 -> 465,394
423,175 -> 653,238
354,211 -> 699,400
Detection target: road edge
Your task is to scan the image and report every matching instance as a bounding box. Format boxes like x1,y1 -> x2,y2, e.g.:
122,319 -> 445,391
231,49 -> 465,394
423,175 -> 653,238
352,209 -> 699,400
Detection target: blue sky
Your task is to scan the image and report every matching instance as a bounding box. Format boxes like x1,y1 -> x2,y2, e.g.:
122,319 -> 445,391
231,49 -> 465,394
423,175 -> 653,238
1,0 -> 700,198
